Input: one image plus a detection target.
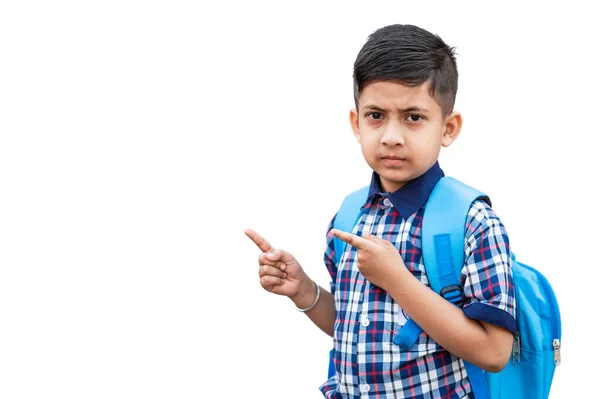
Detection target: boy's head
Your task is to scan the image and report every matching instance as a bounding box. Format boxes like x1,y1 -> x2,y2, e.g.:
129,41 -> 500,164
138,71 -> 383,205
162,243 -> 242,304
350,24 -> 463,193
353,24 -> 458,117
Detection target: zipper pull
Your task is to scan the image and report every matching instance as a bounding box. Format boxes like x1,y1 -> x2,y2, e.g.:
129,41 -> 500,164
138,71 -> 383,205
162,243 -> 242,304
553,339 -> 561,366
512,332 -> 521,364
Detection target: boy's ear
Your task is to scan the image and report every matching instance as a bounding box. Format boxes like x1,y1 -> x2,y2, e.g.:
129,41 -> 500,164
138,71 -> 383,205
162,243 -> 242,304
349,108 -> 361,143
441,111 -> 462,147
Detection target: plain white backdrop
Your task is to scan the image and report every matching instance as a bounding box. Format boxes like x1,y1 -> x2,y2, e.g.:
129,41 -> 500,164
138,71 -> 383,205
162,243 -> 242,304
1,1 -> 598,398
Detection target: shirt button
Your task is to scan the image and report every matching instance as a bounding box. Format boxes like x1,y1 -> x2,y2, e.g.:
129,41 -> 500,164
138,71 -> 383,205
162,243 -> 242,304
360,384 -> 371,393
383,198 -> 392,207
360,315 -> 370,327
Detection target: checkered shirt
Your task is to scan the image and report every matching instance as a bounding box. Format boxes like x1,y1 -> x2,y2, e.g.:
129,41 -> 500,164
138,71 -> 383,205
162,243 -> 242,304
319,166 -> 516,399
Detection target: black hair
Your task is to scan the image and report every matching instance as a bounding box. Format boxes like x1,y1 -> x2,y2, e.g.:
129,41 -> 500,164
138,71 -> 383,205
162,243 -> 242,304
353,24 -> 458,116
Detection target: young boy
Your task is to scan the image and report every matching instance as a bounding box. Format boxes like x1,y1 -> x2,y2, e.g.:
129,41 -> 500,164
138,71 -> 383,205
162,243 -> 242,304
245,24 -> 516,399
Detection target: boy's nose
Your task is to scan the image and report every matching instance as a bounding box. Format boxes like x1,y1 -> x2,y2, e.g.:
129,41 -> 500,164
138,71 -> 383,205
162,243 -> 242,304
380,124 -> 405,146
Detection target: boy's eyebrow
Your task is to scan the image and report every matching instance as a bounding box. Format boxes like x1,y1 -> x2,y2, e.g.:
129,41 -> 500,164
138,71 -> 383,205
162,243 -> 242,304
362,104 -> 430,113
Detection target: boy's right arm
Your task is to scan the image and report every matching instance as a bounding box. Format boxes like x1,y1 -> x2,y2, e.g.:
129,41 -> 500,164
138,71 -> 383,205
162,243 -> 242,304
244,228 -> 335,337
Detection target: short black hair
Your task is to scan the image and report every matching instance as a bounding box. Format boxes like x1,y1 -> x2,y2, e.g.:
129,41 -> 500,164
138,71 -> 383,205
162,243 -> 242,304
353,24 -> 458,116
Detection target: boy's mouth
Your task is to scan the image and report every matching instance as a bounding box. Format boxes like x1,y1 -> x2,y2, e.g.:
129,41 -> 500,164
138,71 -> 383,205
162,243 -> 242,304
381,155 -> 407,166
381,155 -> 405,160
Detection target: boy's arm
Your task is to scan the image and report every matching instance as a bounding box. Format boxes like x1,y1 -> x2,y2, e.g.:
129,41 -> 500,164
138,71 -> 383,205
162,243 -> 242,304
292,213 -> 341,338
385,271 -> 513,372
290,278 -> 336,337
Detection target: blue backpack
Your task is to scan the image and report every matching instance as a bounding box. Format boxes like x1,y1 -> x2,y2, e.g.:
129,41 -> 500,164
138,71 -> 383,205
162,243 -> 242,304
329,176 -> 562,399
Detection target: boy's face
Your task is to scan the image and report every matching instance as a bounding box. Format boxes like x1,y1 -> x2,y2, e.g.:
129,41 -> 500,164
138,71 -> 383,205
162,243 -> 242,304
350,81 -> 462,192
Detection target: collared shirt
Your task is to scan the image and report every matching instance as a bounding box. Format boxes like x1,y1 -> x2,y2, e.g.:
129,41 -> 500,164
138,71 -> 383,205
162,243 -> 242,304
319,163 -> 516,399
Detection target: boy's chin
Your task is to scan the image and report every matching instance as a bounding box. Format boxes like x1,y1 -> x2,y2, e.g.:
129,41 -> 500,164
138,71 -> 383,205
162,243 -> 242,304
377,168 -> 414,181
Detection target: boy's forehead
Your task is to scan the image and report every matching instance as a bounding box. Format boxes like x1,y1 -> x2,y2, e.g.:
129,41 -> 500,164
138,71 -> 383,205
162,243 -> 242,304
358,80 -> 439,111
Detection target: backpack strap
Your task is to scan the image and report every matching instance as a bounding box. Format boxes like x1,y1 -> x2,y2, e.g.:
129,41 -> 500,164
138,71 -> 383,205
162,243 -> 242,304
425,177 -> 491,399
394,176 -> 492,399
328,185 -> 369,379
332,186 -> 370,262
394,177 -> 490,345
422,177 -> 490,296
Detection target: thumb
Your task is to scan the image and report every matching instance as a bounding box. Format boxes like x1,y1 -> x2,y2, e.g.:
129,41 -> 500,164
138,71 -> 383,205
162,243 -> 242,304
266,249 -> 283,261
267,249 -> 294,263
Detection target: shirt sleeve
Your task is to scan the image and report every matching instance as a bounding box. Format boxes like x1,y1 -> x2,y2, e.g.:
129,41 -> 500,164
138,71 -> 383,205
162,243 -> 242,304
461,200 -> 517,333
324,213 -> 338,295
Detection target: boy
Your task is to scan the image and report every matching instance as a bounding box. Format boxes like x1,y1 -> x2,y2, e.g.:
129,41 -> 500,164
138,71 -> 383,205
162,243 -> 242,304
245,24 -> 515,398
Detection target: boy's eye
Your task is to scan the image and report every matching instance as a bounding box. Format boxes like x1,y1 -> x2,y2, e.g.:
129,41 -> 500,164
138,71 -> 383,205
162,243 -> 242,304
406,114 -> 422,122
367,112 -> 383,120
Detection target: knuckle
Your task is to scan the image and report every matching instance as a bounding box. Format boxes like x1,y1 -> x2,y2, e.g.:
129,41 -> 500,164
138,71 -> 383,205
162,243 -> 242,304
261,276 -> 272,288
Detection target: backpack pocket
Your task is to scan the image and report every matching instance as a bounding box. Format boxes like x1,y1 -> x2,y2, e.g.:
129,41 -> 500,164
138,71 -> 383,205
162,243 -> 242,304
485,260 -> 561,399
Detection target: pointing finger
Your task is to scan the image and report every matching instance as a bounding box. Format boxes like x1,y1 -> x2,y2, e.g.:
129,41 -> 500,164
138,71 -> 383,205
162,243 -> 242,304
244,228 -> 273,253
331,229 -> 370,250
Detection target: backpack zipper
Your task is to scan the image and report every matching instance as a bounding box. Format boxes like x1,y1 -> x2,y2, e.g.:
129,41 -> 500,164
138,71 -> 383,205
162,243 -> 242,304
553,339 -> 561,366
536,270 -> 561,366
512,331 -> 521,364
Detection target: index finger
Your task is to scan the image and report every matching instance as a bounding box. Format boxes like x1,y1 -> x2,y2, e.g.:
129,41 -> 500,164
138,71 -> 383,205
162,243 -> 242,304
244,228 -> 274,253
331,229 -> 369,250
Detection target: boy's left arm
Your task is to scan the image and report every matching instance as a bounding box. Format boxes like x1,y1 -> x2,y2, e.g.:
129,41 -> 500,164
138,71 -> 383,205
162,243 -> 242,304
385,271 -> 514,373
331,201 -> 516,372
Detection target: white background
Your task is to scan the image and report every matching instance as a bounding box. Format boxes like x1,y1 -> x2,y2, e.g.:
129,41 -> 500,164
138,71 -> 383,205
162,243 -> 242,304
1,1 -> 598,398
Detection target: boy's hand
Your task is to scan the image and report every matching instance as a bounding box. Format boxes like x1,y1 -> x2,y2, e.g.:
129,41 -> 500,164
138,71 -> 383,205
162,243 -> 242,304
330,229 -> 407,291
244,228 -> 309,300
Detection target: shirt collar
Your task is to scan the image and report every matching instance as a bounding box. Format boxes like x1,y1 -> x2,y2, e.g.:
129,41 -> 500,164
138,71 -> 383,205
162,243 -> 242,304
367,161 -> 445,216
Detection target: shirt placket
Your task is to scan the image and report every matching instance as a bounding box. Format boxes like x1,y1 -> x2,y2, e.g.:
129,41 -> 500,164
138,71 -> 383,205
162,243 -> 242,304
357,278 -> 371,398
356,197 -> 387,398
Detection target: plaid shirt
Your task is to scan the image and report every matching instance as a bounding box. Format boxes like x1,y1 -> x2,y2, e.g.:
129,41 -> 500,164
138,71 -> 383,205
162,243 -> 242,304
319,163 -> 516,399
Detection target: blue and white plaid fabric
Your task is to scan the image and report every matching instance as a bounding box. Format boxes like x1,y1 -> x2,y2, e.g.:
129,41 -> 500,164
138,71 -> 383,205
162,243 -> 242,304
319,164 -> 516,399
